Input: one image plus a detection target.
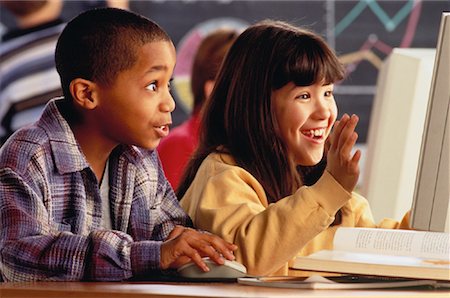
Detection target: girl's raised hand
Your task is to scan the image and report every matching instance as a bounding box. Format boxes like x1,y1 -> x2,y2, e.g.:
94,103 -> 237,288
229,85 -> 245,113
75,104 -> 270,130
326,114 -> 361,193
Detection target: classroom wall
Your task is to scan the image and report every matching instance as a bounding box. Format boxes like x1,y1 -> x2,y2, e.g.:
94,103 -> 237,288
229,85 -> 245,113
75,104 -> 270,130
1,0 -> 449,141
129,0 -> 449,143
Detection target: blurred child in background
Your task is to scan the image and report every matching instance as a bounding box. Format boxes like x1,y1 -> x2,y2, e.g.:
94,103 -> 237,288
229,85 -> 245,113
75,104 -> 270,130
158,28 -> 239,190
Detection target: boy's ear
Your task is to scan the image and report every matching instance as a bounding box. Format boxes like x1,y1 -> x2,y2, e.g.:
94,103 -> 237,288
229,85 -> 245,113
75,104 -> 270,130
69,78 -> 98,110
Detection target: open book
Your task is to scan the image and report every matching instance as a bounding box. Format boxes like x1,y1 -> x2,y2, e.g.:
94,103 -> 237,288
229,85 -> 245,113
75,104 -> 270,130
292,227 -> 450,281
238,275 -> 444,290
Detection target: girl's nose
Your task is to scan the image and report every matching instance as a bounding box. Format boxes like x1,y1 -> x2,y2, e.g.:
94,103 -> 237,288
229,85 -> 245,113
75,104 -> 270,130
312,97 -> 332,119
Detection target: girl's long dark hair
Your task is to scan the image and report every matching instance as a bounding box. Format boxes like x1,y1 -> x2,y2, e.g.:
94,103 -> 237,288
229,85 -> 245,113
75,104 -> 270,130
177,20 -> 345,220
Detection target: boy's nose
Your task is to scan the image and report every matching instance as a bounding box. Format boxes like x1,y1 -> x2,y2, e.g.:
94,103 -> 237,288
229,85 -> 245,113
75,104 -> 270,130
161,92 -> 175,113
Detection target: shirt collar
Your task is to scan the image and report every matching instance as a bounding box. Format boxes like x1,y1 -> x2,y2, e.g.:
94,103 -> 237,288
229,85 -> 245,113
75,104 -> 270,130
37,97 -> 90,174
37,97 -> 149,174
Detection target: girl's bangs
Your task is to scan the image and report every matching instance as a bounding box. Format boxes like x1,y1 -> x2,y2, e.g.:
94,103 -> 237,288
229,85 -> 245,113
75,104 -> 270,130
274,38 -> 345,89
291,48 -> 344,86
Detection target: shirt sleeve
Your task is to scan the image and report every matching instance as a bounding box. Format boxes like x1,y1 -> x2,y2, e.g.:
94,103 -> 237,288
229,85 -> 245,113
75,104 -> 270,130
0,166 -> 163,281
124,152 -> 192,279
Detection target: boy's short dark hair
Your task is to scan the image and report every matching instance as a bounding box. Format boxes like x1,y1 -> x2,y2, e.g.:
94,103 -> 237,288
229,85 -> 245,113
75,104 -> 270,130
55,7 -> 171,100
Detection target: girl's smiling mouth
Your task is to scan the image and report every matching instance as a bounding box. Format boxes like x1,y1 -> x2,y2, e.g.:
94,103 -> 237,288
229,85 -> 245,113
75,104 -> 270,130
301,128 -> 326,140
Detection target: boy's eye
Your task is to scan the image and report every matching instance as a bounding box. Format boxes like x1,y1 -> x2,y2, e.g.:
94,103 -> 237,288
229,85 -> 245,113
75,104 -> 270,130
324,90 -> 333,97
146,82 -> 157,91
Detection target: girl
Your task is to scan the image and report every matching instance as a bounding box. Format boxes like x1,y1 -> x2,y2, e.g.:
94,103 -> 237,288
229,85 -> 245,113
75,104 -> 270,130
177,20 -> 409,276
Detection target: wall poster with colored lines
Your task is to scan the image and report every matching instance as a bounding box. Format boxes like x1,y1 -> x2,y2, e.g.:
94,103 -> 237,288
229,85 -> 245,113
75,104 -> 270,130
331,0 -> 449,143
130,0 -> 449,143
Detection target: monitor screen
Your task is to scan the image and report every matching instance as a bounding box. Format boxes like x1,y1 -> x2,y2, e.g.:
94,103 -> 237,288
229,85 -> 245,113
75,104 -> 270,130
410,12 -> 450,232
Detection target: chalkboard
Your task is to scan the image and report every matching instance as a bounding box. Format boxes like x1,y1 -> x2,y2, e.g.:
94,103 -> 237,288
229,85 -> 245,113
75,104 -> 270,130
2,0 -> 449,142
130,0 -> 449,143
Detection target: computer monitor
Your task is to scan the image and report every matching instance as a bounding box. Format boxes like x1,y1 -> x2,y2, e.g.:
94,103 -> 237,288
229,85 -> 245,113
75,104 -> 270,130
361,47 -> 435,222
410,12 -> 450,232
362,12 -> 450,231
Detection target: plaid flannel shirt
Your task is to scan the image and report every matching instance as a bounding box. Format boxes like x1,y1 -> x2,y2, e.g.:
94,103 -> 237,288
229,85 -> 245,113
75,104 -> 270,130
0,98 -> 191,282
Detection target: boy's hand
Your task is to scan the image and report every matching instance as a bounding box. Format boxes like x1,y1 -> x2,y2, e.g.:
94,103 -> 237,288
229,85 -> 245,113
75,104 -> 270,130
160,225 -> 238,271
326,114 -> 361,193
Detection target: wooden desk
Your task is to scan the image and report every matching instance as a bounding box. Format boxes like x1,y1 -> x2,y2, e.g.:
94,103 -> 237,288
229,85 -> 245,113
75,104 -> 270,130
1,281 -> 449,298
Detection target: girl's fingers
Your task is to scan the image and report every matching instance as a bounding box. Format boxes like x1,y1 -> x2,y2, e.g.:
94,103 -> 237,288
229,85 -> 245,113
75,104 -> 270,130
326,113 -> 361,192
329,120 -> 340,149
336,114 -> 358,151
330,114 -> 349,150
351,149 -> 362,169
340,131 -> 358,166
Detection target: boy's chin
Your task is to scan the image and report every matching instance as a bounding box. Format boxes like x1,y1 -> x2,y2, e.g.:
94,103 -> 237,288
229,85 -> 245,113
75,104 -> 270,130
135,139 -> 160,150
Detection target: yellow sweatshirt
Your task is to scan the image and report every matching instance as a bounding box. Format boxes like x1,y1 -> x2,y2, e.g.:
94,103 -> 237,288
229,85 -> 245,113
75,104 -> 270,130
180,152 -> 410,276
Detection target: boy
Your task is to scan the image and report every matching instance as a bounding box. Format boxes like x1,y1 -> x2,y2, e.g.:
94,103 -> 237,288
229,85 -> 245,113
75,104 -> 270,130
0,8 -> 236,282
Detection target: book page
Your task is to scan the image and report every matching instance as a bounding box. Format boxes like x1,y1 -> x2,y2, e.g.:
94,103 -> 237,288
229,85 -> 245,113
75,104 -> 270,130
333,228 -> 450,260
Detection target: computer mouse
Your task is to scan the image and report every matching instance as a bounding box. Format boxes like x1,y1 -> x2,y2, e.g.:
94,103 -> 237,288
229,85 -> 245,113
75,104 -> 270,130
177,257 -> 247,279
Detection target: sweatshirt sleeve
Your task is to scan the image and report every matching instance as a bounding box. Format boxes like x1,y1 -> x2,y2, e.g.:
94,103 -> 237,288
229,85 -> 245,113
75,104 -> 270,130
351,192 -> 411,230
181,158 -> 352,276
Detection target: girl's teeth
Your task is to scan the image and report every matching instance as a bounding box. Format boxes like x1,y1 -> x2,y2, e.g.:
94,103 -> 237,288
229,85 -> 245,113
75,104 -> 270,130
304,129 -> 324,137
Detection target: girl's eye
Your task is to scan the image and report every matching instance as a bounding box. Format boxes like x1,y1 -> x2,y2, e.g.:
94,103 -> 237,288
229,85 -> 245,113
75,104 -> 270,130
296,93 -> 310,100
146,82 -> 157,91
324,90 -> 333,97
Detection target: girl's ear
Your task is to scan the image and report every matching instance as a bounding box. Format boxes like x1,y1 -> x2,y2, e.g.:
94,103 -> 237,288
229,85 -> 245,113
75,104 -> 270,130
69,78 -> 98,110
